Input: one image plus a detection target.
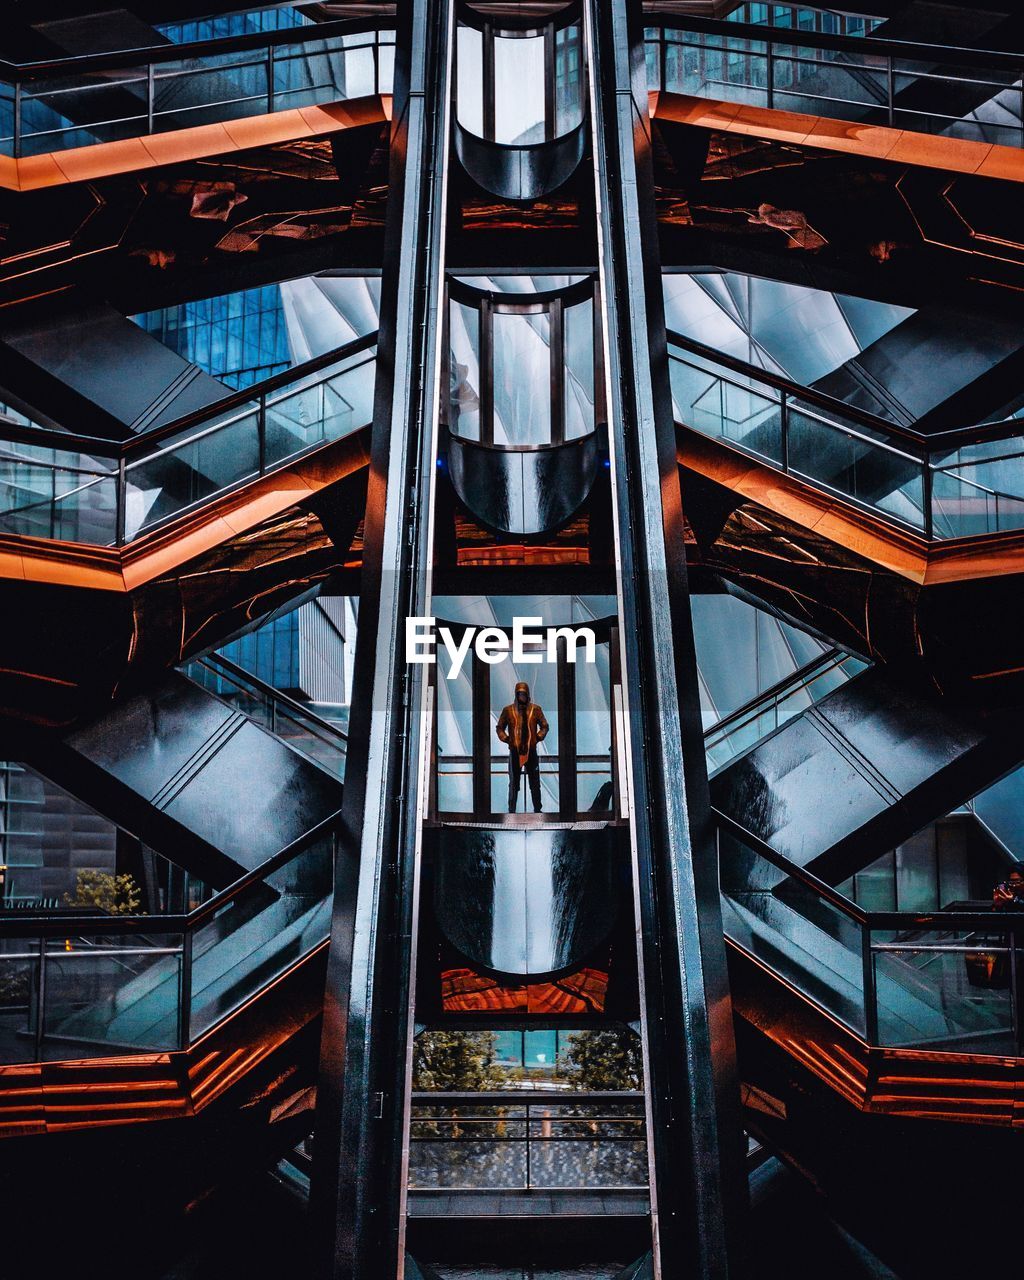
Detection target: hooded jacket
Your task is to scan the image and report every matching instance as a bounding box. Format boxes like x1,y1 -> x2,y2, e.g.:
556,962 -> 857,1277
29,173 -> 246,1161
496,681 -> 549,767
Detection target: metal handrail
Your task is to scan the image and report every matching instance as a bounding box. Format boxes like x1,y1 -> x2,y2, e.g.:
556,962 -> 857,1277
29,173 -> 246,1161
0,17 -> 394,81
193,651 -> 350,745
647,12 -> 1024,150
703,648 -> 852,745
644,10 -> 1024,77
0,810 -> 340,938
715,808 -> 868,923
0,332 -> 378,548
412,1089 -> 645,1104
717,808 -> 1024,1052
1,21 -> 396,161
0,330 -> 379,458
669,330 -> 1024,541
668,327 -> 1024,453
717,808 -> 1024,934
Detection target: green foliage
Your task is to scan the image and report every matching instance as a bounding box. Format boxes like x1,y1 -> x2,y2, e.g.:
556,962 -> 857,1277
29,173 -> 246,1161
0,965 -> 30,1006
64,870 -> 144,916
563,1028 -> 643,1091
412,1030 -> 510,1092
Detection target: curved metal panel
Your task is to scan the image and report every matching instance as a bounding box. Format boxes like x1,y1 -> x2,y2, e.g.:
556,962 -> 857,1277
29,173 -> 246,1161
454,119 -> 587,202
433,822 -> 621,979
447,430 -> 599,535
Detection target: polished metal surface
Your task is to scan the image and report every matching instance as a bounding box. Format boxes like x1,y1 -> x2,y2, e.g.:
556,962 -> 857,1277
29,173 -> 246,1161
432,821 -> 622,977
446,428 -> 598,535
313,0 -> 452,1275
587,0 -> 744,1273
712,667 -> 1021,885
44,670 -> 343,888
0,293 -> 230,441
455,117 -> 588,201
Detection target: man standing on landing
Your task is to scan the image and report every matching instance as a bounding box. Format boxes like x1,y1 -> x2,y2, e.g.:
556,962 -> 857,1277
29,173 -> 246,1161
496,681 -> 549,813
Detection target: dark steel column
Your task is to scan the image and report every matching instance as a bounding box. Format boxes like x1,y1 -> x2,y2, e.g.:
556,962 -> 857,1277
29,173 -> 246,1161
312,1 -> 451,1276
584,1 -> 746,1275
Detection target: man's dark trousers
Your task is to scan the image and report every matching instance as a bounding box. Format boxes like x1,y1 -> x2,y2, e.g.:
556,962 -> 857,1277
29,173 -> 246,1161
508,747 -> 542,812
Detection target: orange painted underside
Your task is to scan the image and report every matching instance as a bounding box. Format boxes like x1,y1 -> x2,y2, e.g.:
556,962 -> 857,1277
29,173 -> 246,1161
441,966 -> 609,1015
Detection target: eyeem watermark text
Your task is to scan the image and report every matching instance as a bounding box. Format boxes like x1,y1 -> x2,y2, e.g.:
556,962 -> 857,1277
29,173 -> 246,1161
406,616 -> 596,679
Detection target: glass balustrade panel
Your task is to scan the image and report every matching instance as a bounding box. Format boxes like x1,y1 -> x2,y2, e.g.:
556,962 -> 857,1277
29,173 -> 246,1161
871,928 -> 1017,1056
0,447 -> 118,544
670,352 -> 783,465
660,34 -> 770,106
18,68 -> 148,155
786,404 -> 926,529
718,827 -> 867,1036
124,406 -> 261,539
0,948 -> 36,1064
771,46 -> 887,115
188,833 -> 333,1041
930,445 -> 1024,538
152,47 -> 270,131
40,932 -> 184,1060
184,660 -> 345,779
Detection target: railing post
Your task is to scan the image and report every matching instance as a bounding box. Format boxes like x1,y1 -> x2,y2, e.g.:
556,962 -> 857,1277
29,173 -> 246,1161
1010,926 -> 1021,1058
886,55 -> 895,128
862,922 -> 879,1045
780,387 -> 788,473
35,939 -> 46,1062
267,43 -> 275,114
147,62 -> 155,134
115,455 -> 127,546
258,394 -> 267,474
13,81 -> 22,160
766,37 -> 774,110
525,1103 -> 532,1191
178,929 -> 193,1050
922,450 -> 933,541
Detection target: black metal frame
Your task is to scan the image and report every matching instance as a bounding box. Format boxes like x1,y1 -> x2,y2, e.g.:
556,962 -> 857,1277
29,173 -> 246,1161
1,18 -> 397,159
409,1089 -> 648,1194
645,11 -> 1024,145
455,0 -> 584,146
587,1 -> 746,1273
715,809 -> 1024,1056
428,613 -> 618,821
668,325 -> 1024,544
312,0 -> 451,1273
446,274 -> 602,447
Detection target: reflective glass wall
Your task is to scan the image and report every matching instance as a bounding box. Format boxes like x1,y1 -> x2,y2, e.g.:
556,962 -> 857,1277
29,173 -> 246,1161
448,276 -> 598,446
432,596 -> 615,818
455,5 -> 585,146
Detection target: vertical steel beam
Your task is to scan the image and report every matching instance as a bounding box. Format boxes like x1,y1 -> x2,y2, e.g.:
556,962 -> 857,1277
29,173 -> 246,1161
311,1 -> 451,1276
584,1 -> 746,1276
